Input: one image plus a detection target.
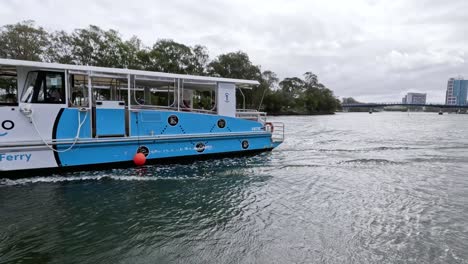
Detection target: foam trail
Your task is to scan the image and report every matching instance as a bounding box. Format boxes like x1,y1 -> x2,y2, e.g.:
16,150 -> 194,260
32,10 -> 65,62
0,174 -> 198,186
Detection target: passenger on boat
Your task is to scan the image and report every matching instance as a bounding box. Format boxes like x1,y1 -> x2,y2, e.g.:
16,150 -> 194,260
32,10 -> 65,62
48,88 -> 63,103
71,91 -> 83,105
181,99 -> 191,111
5,93 -> 16,103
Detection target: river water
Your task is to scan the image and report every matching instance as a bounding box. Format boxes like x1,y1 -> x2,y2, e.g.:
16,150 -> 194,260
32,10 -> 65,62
1,112 -> 467,264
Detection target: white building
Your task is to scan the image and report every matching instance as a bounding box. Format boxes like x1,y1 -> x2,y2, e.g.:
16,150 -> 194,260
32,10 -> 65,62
403,92 -> 426,104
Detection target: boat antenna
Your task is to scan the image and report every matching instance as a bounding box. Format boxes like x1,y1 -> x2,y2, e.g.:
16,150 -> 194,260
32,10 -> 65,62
258,84 -> 268,111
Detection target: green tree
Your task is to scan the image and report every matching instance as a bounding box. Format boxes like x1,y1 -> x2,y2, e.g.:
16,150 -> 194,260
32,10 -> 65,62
304,72 -> 318,87
138,40 -> 208,74
256,70 -> 279,110
146,39 -> 193,73
0,20 -> 342,114
263,90 -> 286,113
68,25 -> 105,66
301,72 -> 340,114
279,77 -> 305,111
45,30 -> 74,64
60,25 -> 128,67
190,45 -> 209,75
209,51 -> 262,109
120,36 -> 146,70
208,51 -> 261,80
0,20 -> 49,61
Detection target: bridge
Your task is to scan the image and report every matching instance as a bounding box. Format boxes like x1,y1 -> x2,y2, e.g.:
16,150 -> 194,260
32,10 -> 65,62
342,102 -> 468,109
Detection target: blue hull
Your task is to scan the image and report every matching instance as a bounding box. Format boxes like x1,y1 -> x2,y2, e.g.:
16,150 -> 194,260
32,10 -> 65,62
52,109 -> 279,168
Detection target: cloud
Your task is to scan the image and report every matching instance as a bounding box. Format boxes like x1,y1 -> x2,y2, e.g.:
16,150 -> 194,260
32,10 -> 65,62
377,50 -> 465,72
1,0 -> 467,102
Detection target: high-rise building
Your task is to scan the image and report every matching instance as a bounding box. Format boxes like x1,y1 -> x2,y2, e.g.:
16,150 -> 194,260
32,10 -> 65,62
402,92 -> 426,104
446,78 -> 468,105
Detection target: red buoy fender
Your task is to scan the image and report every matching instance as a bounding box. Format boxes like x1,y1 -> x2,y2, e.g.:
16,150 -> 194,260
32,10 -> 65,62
133,153 -> 146,166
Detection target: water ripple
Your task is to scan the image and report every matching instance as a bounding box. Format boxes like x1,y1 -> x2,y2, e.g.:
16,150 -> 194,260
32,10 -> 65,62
1,113 -> 468,263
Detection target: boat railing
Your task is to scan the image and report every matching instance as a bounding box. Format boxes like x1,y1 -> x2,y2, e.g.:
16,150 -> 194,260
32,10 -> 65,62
236,109 -> 260,112
130,104 -> 216,114
130,104 -> 176,111
270,122 -> 285,143
236,109 -> 267,122
128,105 -> 269,120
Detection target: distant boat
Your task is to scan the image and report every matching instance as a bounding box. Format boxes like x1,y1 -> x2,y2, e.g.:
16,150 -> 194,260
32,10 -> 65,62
0,59 -> 284,176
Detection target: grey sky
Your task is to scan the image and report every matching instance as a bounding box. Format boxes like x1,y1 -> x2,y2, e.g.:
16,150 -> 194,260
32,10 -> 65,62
1,0 -> 467,102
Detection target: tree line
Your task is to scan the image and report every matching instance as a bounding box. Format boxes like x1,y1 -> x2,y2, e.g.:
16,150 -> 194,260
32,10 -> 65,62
0,21 -> 341,114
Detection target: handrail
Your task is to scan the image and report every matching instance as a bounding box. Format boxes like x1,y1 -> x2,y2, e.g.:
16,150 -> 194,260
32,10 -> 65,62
236,111 -> 267,122
236,108 -> 260,112
270,122 -> 284,143
130,104 -> 217,114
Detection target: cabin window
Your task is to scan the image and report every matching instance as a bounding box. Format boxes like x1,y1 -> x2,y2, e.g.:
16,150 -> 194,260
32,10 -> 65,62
91,75 -> 128,103
69,73 -> 89,107
192,90 -> 216,111
130,77 -> 217,113
0,67 -> 17,105
132,77 -> 176,108
182,80 -> 217,113
21,71 -> 65,104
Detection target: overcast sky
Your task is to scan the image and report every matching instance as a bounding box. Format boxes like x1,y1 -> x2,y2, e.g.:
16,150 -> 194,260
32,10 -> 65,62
1,0 -> 467,102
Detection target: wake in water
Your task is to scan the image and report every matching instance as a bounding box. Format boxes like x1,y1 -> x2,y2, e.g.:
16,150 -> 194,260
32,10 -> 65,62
0,155 -> 274,186
0,174 -> 203,186
337,158 -> 405,165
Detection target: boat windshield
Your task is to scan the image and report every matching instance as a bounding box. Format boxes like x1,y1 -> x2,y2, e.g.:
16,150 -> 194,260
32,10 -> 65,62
21,71 -> 65,104
0,66 -> 17,105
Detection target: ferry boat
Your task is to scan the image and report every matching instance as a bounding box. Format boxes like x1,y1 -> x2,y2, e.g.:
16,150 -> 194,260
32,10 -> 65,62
0,59 -> 284,176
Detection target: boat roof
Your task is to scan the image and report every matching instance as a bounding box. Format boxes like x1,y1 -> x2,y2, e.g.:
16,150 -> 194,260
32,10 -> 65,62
0,59 -> 259,87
